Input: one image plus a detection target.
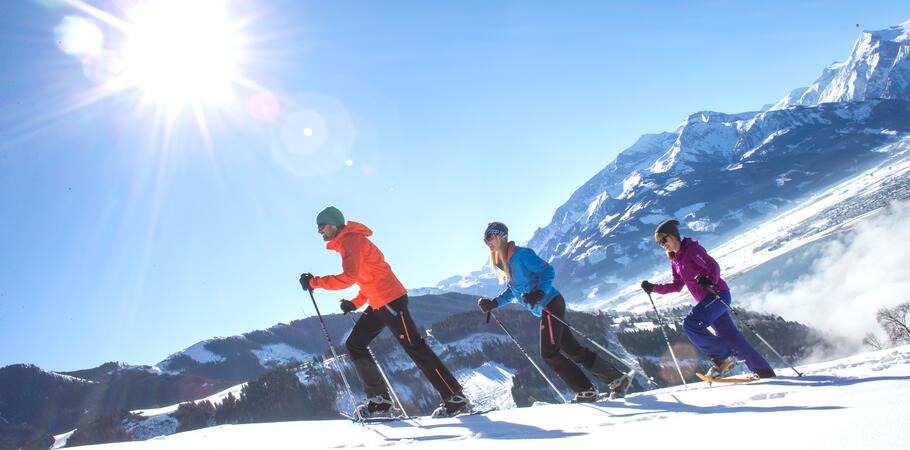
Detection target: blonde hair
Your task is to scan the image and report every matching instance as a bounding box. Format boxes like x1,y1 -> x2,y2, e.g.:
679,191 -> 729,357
489,241 -> 512,284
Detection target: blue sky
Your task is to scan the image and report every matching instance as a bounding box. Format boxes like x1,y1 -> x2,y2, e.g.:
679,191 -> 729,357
0,0 -> 906,371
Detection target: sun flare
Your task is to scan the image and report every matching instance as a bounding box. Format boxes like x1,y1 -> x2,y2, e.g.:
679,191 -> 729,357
122,0 -> 242,107
58,0 -> 263,132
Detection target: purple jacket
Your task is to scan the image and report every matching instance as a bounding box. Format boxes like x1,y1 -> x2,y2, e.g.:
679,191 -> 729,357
652,238 -> 729,303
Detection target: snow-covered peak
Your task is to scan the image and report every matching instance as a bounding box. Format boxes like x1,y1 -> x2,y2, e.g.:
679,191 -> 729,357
771,19 -> 910,109
871,18 -> 910,42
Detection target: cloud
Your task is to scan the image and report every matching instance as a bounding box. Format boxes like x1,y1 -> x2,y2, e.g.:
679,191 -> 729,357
740,200 -> 910,359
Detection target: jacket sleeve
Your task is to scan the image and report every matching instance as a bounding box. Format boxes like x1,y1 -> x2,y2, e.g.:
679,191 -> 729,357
493,286 -> 514,308
350,291 -> 369,309
311,236 -> 362,291
652,264 -> 684,294
689,242 -> 722,285
521,249 -> 555,293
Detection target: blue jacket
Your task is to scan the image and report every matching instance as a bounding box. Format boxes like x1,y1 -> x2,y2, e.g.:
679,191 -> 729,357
492,244 -> 560,317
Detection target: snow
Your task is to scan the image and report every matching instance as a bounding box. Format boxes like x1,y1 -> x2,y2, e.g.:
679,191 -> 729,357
638,214 -> 665,225
250,343 -> 313,368
52,430 -> 75,449
587,138 -> 910,313
133,383 -> 247,417
47,371 -> 96,384
71,346 -> 910,449
661,178 -> 686,192
454,362 -> 516,411
771,20 -> 910,109
685,219 -> 716,232
630,321 -> 658,331
164,340 -> 227,366
441,332 -> 511,354
673,202 -> 706,219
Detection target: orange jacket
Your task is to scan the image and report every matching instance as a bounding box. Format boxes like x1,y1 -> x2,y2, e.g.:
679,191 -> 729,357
310,221 -> 407,309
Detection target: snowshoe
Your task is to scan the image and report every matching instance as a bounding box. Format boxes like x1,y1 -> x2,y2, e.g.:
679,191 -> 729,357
705,355 -> 738,379
608,370 -> 634,400
569,388 -> 598,404
696,372 -> 760,384
431,394 -> 472,418
353,393 -> 395,421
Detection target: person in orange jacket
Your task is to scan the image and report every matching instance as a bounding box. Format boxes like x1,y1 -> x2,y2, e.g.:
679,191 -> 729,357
300,206 -> 470,419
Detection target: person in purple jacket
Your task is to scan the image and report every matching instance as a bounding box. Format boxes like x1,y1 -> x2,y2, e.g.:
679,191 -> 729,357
640,219 -> 775,379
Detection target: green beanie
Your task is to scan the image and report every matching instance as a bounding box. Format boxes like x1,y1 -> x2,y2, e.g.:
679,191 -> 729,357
316,206 -> 345,227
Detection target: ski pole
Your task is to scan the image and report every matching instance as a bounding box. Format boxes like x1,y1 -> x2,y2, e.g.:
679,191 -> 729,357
645,291 -> 688,388
541,309 -> 645,380
708,288 -> 803,377
346,313 -> 409,417
488,311 -> 568,404
305,288 -> 358,412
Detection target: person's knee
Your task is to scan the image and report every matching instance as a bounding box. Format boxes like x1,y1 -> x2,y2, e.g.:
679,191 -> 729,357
345,336 -> 368,356
397,334 -> 426,351
683,316 -> 708,333
540,347 -> 563,366
566,347 -> 594,366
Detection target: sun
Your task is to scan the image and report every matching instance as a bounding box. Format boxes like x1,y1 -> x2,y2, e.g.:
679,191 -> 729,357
121,0 -> 242,107
58,0 -> 263,126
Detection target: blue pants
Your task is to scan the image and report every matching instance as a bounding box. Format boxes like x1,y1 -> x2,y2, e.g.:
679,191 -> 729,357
683,290 -> 772,372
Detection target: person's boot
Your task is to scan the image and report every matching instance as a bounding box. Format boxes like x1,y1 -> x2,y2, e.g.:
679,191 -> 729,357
754,367 -> 776,379
706,355 -> 738,379
431,394 -> 472,418
354,393 -> 393,420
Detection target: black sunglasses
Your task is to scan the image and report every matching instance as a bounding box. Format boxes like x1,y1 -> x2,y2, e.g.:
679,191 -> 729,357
657,234 -> 671,245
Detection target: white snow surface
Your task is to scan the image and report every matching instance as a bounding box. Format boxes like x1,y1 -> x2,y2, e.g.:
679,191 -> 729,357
453,362 -> 516,412
157,340 -> 226,371
441,332 -> 511,355
250,343 -> 313,368
133,383 -> 247,417
72,346 -> 910,449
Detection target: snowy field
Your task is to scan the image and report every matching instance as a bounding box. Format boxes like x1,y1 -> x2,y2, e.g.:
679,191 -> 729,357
70,345 -> 910,450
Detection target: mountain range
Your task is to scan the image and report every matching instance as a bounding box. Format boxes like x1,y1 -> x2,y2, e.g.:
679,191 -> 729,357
424,20 -> 910,308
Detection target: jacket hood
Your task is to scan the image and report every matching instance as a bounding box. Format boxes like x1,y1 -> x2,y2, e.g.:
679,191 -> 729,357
326,221 -> 372,250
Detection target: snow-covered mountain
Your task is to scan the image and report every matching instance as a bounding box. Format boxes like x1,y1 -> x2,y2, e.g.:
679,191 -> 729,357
61,345 -> 910,450
154,292 -> 478,382
420,20 -> 910,308
772,19 -> 910,109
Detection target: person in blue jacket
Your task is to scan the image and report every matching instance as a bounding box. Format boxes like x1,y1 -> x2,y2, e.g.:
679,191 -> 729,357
477,222 -> 631,402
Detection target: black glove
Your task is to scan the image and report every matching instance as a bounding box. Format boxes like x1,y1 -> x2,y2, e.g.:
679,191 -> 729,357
522,290 -> 545,307
299,273 -> 314,291
640,280 -> 654,294
478,297 -> 498,313
695,275 -> 714,289
339,299 -> 356,314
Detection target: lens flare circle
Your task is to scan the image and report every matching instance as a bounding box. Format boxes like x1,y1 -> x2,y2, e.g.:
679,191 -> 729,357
247,91 -> 280,122
55,16 -> 104,56
271,94 -> 356,178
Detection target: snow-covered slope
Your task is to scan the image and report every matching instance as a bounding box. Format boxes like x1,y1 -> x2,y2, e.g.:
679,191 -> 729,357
599,136 -> 910,313
71,345 -> 910,450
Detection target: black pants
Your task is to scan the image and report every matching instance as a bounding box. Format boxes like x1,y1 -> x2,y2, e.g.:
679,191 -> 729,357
345,295 -> 462,399
540,295 -> 608,393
